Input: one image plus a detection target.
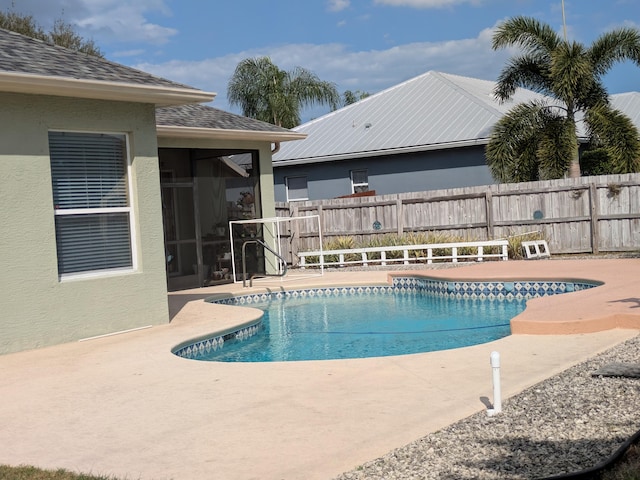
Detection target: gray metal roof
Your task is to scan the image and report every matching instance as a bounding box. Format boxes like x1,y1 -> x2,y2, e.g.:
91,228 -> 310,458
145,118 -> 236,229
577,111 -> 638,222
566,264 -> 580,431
273,71 -> 545,165
610,92 -> 640,128
156,104 -> 294,133
0,27 -> 195,90
272,71 -> 640,166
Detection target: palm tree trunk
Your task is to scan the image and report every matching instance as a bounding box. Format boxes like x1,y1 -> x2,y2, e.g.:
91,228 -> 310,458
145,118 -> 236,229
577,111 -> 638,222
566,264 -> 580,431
568,142 -> 581,177
567,112 -> 581,178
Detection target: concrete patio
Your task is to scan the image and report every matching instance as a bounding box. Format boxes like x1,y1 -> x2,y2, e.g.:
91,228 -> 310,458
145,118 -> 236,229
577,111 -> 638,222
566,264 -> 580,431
1,258 -> 639,480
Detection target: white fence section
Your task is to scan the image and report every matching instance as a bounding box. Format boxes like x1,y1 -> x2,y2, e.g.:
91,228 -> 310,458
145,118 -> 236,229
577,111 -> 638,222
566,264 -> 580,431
298,240 -> 509,269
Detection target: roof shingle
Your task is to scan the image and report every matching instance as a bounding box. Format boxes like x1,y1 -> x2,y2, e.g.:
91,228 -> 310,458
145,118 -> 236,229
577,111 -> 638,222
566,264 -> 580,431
156,104 -> 294,133
0,27 -> 195,90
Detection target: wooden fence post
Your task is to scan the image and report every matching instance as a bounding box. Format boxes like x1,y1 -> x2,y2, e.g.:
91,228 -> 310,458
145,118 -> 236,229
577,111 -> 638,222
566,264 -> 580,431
589,183 -> 600,254
396,198 -> 404,236
317,204 -> 324,247
485,190 -> 494,240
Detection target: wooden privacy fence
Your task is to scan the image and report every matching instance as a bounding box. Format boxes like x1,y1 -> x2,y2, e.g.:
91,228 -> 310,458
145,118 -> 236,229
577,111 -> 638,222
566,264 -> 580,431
274,173 -> 640,264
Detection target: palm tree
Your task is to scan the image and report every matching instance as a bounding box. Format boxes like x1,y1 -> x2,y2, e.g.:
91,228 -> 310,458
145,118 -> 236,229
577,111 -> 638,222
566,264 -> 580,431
227,56 -> 340,129
486,16 -> 640,181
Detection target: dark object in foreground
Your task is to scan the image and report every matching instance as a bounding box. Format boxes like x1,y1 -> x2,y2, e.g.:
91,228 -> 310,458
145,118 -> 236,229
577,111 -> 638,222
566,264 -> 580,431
592,363 -> 640,378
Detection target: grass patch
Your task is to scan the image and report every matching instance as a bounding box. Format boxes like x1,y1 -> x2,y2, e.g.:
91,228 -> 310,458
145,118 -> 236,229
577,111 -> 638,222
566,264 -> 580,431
0,465 -> 128,480
602,444 -> 640,480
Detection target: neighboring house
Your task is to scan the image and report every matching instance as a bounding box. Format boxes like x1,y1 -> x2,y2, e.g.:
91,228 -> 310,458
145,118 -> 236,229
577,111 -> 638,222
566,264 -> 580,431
0,28 -> 303,354
272,70 -> 640,202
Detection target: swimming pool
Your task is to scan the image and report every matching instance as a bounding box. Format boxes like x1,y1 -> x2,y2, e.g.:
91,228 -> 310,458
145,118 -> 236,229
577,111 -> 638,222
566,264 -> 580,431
172,277 -> 599,362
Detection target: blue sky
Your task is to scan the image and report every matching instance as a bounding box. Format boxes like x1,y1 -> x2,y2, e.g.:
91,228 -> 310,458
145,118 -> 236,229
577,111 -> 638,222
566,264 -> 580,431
3,0 -> 640,122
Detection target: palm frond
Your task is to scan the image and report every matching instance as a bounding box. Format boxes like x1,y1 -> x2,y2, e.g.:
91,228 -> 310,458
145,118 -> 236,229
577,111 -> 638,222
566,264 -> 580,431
492,16 -> 561,55
486,101 -> 553,182
493,55 -> 553,101
585,103 -> 640,173
537,115 -> 574,179
550,41 -> 593,104
589,28 -> 640,76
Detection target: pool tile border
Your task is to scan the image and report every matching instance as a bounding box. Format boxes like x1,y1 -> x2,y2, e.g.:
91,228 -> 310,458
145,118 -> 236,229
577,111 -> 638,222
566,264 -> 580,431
172,277 -> 599,360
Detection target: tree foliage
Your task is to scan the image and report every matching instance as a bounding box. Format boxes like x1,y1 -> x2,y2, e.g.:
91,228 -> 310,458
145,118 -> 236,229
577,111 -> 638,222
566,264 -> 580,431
0,8 -> 103,57
487,16 -> 640,181
342,89 -> 370,106
227,56 -> 339,128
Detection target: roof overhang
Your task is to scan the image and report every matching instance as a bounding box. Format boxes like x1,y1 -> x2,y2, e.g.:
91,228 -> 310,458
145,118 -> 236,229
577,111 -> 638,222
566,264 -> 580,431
273,137 -> 490,167
273,133 -> 593,167
156,125 -> 308,143
0,71 -> 216,106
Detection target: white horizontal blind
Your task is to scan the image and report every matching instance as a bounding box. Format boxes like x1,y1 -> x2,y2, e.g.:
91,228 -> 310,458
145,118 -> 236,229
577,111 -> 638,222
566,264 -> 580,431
49,132 -> 133,275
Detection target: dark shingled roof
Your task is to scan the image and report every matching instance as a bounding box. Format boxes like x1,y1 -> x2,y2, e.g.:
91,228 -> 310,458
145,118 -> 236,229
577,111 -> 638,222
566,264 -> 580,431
156,104 -> 293,133
0,27 -> 196,90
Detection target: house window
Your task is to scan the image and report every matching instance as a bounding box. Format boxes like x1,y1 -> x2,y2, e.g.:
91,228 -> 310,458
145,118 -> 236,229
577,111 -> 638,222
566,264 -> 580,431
351,169 -> 369,194
49,131 -> 135,277
286,176 -> 308,201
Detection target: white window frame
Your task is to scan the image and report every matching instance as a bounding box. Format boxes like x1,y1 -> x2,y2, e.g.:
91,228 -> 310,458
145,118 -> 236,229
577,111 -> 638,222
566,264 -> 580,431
49,130 -> 138,280
351,169 -> 369,194
286,175 -> 309,201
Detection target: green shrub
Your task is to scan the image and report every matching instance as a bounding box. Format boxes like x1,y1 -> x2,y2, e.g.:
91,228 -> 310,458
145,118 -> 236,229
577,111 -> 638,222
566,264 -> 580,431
506,230 -> 547,259
324,236 -> 359,262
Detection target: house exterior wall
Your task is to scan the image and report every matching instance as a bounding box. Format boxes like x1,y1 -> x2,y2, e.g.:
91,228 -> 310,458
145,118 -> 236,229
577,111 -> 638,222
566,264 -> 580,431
0,93 -> 168,354
273,145 -> 495,202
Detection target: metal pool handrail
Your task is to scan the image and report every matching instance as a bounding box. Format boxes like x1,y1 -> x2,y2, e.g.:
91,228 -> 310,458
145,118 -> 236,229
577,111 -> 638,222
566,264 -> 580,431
242,238 -> 288,287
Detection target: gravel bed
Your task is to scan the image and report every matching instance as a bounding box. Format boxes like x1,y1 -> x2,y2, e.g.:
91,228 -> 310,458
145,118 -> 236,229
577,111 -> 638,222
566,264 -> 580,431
335,334 -> 640,480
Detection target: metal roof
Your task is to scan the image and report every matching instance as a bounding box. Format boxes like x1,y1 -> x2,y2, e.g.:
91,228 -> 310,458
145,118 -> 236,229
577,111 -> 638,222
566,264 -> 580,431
610,92 -> 640,128
272,71 -> 640,166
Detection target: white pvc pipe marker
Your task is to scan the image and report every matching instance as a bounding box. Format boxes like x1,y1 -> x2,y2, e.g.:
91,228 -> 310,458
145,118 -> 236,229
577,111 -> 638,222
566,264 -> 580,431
487,351 -> 502,416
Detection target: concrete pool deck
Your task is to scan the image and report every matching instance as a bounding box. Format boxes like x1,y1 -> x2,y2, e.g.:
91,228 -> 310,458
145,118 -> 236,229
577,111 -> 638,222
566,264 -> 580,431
1,258 -> 639,480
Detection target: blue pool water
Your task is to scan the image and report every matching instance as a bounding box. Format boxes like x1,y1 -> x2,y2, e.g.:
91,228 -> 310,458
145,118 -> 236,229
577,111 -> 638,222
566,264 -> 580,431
191,291 -> 526,362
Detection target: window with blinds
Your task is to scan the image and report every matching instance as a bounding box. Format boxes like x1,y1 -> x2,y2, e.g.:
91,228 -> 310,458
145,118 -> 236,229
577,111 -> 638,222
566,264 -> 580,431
351,169 -> 369,194
49,132 -> 134,276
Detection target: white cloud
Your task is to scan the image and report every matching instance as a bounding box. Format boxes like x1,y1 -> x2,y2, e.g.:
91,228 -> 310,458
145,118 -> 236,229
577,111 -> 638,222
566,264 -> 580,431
111,48 -> 147,58
0,0 -> 176,45
75,1 -> 176,45
373,0 -> 482,7
327,0 -> 350,12
134,23 -> 513,120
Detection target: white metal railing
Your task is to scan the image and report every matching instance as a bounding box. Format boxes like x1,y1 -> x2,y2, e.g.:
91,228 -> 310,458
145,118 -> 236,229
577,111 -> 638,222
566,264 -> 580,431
298,240 -> 509,268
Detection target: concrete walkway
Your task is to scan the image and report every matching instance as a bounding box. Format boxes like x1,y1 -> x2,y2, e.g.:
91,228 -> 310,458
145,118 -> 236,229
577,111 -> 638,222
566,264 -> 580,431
1,259 -> 639,480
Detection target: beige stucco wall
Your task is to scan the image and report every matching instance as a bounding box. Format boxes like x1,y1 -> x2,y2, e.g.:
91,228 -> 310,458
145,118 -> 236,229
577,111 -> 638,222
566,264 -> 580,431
0,93 -> 169,354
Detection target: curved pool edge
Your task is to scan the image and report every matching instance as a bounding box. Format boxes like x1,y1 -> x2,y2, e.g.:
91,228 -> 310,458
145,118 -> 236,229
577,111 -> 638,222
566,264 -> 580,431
171,274 -> 612,361
384,259 -> 640,335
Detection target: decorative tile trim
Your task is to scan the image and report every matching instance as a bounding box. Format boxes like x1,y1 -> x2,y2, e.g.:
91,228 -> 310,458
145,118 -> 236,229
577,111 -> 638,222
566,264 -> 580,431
173,277 -> 599,360
172,323 -> 261,360
396,277 -> 599,300
213,285 -> 399,306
